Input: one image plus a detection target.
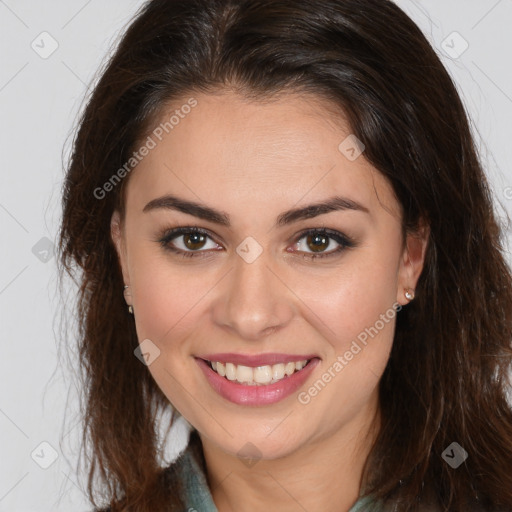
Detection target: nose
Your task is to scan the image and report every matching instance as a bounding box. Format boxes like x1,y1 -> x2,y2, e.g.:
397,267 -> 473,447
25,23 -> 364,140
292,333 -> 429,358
211,248 -> 295,341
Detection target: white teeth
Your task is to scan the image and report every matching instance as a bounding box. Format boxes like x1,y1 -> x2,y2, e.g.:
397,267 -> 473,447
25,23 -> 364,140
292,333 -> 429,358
236,365 -> 253,383
284,362 -> 296,376
272,363 -> 285,381
208,359 -> 309,385
254,365 -> 272,384
225,362 -> 237,381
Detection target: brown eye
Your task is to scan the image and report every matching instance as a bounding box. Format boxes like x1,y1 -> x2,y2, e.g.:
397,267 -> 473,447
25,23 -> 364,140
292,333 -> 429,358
292,228 -> 356,260
158,227 -> 220,258
183,232 -> 208,250
157,226 -> 355,261
306,233 -> 330,253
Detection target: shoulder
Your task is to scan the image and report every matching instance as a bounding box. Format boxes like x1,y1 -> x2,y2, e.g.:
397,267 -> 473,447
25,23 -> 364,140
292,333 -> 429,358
92,431 -> 214,512
89,454 -> 188,512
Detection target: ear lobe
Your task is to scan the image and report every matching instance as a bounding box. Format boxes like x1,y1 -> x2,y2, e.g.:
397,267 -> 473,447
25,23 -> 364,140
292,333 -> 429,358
397,220 -> 430,303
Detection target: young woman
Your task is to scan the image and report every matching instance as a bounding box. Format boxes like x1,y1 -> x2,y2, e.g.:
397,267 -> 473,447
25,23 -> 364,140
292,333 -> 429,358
58,0 -> 512,510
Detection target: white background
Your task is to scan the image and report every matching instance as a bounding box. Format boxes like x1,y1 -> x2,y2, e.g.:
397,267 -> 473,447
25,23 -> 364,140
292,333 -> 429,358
1,1 -> 511,510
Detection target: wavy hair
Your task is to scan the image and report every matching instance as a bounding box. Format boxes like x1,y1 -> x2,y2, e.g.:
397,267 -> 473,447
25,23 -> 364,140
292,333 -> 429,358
57,0 -> 512,510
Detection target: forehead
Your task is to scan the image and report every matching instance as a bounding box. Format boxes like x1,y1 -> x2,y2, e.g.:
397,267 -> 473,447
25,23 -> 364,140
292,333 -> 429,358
125,90 -> 401,223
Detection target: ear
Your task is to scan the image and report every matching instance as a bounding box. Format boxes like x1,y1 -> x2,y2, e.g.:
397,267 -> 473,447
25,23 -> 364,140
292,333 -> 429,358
110,210 -> 131,293
396,218 -> 429,305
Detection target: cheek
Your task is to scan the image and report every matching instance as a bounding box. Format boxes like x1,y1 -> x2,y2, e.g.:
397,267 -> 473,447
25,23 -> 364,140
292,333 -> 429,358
294,269 -> 398,424
299,249 -> 399,349
293,241 -> 400,412
127,249 -> 213,422
128,245 -> 211,351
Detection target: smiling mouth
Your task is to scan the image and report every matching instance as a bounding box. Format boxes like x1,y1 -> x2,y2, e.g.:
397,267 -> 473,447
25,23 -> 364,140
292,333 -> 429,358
203,358 -> 313,386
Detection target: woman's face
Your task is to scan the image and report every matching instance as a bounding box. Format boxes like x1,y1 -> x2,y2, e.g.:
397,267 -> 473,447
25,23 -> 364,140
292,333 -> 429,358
111,90 -> 427,460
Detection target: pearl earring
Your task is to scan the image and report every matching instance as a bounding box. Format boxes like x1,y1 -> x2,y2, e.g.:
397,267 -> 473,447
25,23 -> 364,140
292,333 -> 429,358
404,289 -> 415,301
124,285 -> 134,314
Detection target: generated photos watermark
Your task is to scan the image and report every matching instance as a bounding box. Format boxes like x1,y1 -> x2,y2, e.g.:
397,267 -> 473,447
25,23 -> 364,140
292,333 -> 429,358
93,97 -> 198,200
297,301 -> 402,405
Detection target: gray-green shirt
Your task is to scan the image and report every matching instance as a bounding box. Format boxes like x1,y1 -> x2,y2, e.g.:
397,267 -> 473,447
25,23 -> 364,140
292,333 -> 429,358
97,437 -> 496,511
175,440 -> 381,512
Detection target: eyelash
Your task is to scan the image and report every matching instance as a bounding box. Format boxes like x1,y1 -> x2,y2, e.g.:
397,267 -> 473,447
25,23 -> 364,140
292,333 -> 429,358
156,226 -> 356,260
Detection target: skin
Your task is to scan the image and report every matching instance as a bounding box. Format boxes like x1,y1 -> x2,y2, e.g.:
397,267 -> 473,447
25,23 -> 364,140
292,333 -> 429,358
111,90 -> 429,512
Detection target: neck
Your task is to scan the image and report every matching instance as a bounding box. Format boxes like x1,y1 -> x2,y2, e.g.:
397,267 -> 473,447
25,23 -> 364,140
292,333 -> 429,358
200,395 -> 381,512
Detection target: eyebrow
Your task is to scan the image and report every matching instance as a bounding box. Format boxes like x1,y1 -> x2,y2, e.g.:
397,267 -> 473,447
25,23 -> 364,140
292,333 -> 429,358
142,194 -> 370,227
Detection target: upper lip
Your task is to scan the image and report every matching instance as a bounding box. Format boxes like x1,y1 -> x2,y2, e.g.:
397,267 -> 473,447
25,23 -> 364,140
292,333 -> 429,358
197,353 -> 319,367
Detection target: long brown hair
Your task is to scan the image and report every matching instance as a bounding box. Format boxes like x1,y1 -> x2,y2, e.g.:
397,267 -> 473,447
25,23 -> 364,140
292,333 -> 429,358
57,0 -> 512,510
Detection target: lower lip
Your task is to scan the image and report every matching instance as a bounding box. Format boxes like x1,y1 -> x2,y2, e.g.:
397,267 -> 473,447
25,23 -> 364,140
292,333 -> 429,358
195,357 -> 320,406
